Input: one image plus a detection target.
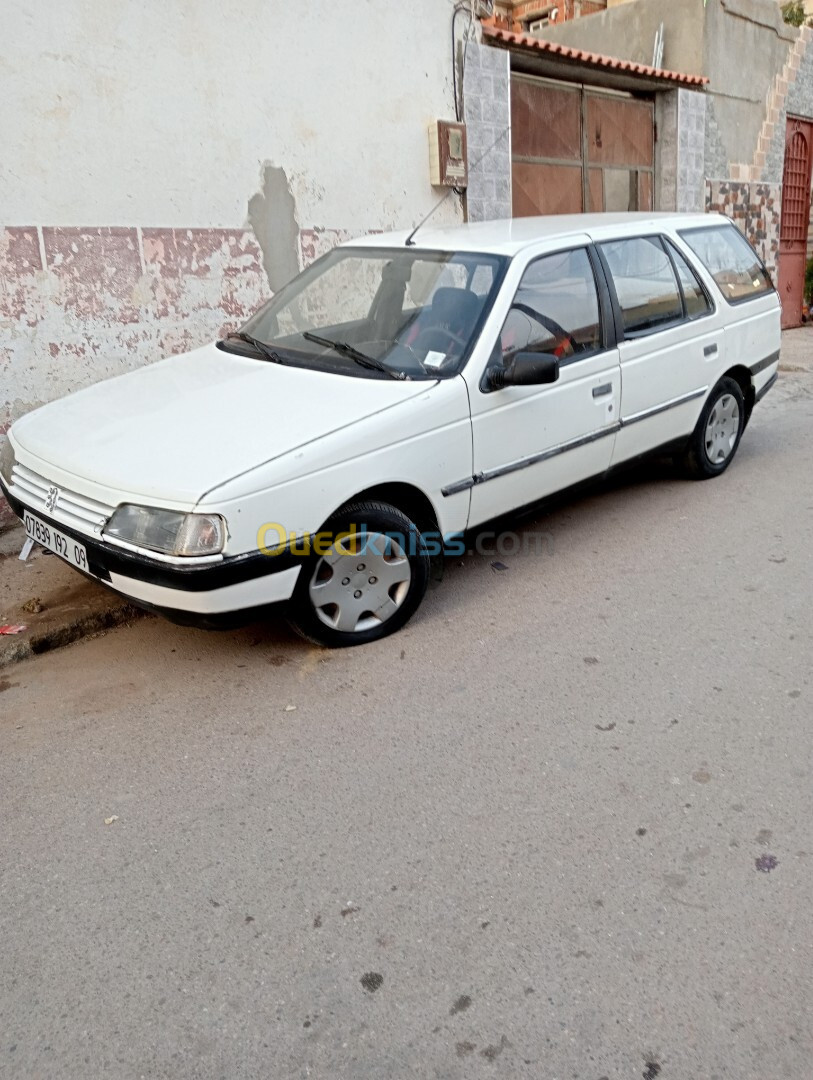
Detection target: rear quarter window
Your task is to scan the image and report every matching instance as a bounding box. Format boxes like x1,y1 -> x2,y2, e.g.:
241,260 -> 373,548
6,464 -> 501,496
679,225 -> 773,304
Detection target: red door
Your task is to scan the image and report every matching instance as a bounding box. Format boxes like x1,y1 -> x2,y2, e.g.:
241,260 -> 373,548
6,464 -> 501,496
778,116 -> 813,329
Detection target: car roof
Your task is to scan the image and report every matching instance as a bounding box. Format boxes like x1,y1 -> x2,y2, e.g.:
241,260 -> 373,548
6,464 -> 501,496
342,212 -> 727,257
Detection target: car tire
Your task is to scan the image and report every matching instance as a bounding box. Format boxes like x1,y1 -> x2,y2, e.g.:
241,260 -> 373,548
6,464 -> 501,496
682,376 -> 745,480
287,500 -> 431,648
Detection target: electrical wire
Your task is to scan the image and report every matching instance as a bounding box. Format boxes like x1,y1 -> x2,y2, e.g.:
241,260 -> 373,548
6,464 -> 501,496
451,0 -> 476,195
451,0 -> 475,123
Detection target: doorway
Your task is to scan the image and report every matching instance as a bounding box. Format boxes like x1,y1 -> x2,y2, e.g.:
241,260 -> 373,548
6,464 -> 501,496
778,115 -> 813,329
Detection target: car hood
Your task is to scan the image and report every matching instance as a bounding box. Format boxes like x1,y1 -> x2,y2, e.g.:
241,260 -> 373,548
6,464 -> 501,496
12,343 -> 434,505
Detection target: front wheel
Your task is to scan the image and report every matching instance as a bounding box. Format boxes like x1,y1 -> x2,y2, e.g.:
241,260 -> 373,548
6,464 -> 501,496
287,500 -> 430,647
682,376 -> 745,480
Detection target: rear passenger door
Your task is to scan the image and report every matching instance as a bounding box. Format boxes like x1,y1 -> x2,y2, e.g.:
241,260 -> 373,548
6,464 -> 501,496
466,245 -> 621,527
597,234 -> 723,465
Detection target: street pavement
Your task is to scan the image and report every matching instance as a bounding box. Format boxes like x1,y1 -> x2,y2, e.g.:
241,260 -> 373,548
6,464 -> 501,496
1,341 -> 812,1079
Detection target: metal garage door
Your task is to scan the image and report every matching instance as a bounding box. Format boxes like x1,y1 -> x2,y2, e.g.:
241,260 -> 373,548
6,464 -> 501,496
511,74 -> 654,217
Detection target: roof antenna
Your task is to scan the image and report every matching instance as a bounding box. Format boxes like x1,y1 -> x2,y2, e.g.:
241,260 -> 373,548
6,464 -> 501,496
405,124 -> 511,247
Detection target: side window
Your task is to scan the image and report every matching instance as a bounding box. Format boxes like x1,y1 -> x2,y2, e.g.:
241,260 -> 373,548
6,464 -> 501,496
499,247 -> 601,361
679,225 -> 773,303
665,240 -> 712,318
600,236 -> 683,335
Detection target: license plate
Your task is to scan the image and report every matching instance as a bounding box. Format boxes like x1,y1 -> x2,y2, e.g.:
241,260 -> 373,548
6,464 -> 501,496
23,511 -> 89,573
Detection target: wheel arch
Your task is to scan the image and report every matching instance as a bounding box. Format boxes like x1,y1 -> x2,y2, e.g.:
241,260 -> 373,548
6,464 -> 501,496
318,482 -> 442,541
722,364 -> 756,425
342,482 -> 441,537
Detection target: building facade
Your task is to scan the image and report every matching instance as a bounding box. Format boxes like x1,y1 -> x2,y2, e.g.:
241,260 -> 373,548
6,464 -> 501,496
0,0 -> 464,526
3,0 -> 811,530
506,0 -> 813,324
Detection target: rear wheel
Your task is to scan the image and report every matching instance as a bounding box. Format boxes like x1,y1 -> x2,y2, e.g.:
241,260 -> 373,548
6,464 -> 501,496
682,376 -> 745,479
287,500 -> 430,647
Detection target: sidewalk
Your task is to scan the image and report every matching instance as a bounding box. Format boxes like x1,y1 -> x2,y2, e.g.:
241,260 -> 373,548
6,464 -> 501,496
778,325 -> 813,373
0,525 -> 144,667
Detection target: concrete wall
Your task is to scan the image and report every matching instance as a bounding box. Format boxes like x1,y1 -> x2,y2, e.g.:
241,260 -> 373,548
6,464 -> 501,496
533,0 -> 705,74
1,0 -> 462,525
539,0 -> 795,175
763,25 -> 813,180
540,0 -> 803,278
704,0 -> 796,171
704,22 -> 813,279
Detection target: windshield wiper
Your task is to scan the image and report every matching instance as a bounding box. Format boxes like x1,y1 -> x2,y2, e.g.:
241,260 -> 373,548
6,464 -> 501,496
302,332 -> 404,379
223,331 -> 285,365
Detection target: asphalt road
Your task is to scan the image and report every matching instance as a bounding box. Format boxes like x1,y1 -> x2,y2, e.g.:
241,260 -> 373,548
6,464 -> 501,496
1,361 -> 812,1080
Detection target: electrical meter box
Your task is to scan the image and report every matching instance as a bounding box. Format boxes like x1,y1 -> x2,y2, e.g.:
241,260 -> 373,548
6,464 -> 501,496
428,120 -> 468,188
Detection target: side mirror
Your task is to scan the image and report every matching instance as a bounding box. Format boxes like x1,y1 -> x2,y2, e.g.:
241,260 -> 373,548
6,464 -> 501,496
488,351 -> 560,390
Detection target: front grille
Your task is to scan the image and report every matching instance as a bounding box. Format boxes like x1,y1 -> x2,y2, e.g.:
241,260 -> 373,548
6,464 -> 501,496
10,463 -> 115,537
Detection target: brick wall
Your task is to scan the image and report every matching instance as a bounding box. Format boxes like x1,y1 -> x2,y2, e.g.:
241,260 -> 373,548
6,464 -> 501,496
491,1 -> 607,31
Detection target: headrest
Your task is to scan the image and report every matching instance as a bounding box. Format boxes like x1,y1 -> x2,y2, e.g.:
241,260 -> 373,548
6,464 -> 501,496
430,287 -> 481,330
382,260 -> 411,285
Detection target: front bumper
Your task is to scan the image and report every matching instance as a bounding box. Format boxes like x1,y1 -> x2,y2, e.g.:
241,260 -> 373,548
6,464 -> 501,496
1,483 -> 301,628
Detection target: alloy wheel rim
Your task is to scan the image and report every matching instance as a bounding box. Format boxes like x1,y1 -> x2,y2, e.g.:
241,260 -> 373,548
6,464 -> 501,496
309,530 -> 412,633
704,394 -> 740,464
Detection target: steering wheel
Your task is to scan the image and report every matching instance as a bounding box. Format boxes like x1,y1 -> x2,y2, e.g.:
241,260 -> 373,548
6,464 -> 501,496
411,326 -> 469,358
354,338 -> 426,377
509,302 -> 578,358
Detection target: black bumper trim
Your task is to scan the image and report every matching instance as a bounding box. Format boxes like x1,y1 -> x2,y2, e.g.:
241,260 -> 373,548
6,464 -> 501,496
750,350 -> 780,377
755,371 -> 779,403
2,487 -> 299,593
122,593 -> 289,630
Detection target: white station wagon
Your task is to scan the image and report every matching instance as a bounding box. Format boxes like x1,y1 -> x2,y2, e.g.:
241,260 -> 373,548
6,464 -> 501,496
0,213 -> 780,646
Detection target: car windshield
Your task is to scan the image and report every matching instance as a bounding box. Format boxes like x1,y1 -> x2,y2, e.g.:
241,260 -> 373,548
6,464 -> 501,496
224,247 -> 507,380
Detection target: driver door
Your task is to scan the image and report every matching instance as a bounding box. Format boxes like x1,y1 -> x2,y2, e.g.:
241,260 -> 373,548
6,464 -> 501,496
465,245 -> 621,528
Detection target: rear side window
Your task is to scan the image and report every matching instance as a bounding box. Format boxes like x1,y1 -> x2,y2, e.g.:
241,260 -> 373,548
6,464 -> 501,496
679,225 -> 773,304
665,240 -> 712,318
600,236 -> 683,334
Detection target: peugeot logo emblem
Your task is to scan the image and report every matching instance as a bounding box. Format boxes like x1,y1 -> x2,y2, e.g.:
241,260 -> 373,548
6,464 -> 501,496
44,485 -> 59,513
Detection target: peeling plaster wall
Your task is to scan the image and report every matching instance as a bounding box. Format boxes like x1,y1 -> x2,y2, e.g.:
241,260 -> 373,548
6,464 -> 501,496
2,0 -> 461,233
0,224 -> 271,527
0,0 -> 462,527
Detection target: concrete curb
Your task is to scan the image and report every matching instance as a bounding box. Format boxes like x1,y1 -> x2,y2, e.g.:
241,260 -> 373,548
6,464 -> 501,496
0,523 -> 148,668
0,603 -> 145,668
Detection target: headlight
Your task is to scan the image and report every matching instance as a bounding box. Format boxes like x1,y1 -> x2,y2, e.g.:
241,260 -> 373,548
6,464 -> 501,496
0,437 -> 17,486
104,504 -> 226,557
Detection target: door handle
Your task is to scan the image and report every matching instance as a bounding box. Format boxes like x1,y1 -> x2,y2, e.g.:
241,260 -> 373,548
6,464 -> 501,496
704,344 -> 718,357
592,383 -> 613,398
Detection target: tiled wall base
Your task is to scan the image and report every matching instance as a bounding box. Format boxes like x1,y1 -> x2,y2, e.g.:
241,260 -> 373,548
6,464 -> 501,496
705,180 -> 781,278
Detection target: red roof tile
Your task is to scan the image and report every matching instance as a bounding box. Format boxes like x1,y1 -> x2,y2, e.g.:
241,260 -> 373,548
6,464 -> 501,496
481,25 -> 709,87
